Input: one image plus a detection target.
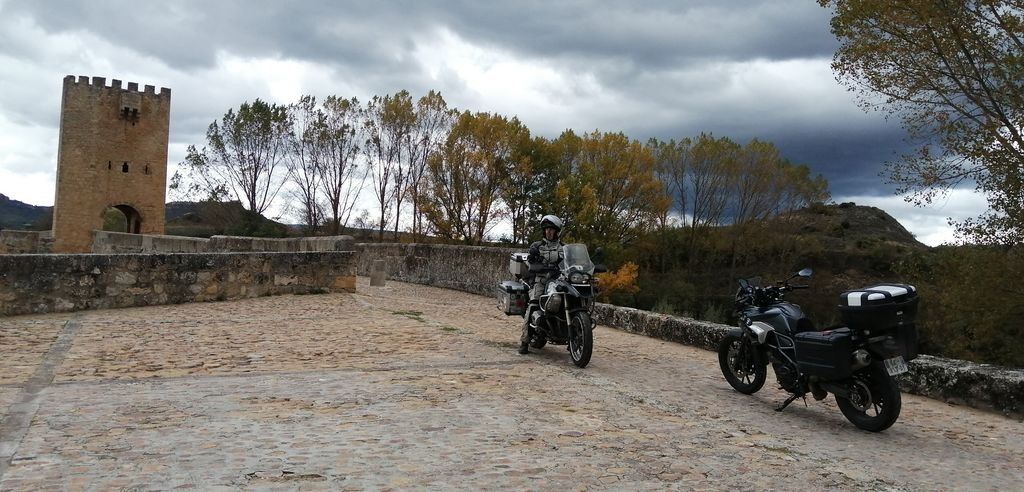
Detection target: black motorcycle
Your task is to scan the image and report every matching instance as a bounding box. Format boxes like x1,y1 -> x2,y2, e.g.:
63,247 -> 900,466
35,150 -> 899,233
718,268 -> 918,432
498,243 -> 604,368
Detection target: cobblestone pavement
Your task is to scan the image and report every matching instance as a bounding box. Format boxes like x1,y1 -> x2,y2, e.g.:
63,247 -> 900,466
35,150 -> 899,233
1,278 -> 1021,490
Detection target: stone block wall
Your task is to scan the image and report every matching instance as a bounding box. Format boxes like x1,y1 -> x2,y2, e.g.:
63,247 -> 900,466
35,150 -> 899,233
355,243 -> 518,296
89,231 -> 354,254
356,242 -> 1024,418
0,251 -> 356,316
208,235 -> 355,253
0,230 -> 52,254
91,231 -> 209,253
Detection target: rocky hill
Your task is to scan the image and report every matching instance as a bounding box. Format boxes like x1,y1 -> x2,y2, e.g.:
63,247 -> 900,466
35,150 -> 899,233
0,194 -> 51,230
788,201 -> 927,251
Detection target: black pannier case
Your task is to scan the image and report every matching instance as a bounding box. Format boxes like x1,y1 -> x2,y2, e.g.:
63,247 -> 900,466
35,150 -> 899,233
795,328 -> 853,379
839,284 -> 918,331
497,280 -> 528,316
839,283 -> 919,360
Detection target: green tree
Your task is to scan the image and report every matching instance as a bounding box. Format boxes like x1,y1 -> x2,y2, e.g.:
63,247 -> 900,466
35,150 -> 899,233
528,131 -> 579,232
820,0 -> 1024,244
177,99 -> 290,215
502,135 -> 561,245
419,111 -> 530,244
554,131 -> 670,247
900,245 -> 1024,366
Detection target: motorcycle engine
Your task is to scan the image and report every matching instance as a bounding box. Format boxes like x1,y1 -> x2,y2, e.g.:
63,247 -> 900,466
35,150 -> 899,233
543,293 -> 562,313
770,355 -> 799,391
530,309 -> 547,331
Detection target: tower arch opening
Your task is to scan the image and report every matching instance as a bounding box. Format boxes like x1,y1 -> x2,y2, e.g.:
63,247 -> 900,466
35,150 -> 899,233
102,204 -> 142,234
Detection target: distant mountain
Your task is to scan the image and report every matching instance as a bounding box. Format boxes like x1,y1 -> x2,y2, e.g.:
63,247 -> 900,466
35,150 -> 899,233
164,201 -> 289,238
0,194 -> 51,230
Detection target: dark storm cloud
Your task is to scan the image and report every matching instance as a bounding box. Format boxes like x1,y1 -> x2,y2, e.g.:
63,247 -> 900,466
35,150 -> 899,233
442,0 -> 838,65
5,1 -> 837,72
1,0 -> 426,69
0,0 -> 910,200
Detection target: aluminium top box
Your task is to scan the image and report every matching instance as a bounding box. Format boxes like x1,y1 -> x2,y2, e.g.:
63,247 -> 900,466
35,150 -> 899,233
509,252 -> 529,277
839,284 -> 918,332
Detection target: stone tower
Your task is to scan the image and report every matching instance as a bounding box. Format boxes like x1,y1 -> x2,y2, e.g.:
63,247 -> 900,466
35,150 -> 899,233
51,75 -> 171,253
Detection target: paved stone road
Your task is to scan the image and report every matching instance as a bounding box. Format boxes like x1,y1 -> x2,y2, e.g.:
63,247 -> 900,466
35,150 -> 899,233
0,278 -> 1021,490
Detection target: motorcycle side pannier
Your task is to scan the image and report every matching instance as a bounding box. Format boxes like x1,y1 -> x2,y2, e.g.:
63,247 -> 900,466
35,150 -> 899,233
795,327 -> 853,379
509,252 -> 530,278
497,280 -> 528,316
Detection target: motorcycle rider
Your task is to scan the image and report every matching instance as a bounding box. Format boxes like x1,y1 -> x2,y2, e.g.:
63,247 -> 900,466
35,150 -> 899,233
519,214 -> 565,354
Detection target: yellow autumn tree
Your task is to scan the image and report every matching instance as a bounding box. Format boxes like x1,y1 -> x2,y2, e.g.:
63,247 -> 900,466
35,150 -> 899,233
595,261 -> 640,302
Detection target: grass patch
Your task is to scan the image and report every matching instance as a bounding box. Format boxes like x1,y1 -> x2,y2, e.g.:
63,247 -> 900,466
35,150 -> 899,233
761,444 -> 802,456
440,325 -> 461,332
392,310 -> 426,322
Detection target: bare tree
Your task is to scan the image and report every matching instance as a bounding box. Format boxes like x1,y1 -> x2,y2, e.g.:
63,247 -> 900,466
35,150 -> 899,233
285,95 -> 324,233
318,96 -> 366,235
364,91 -> 415,241
405,90 -> 455,240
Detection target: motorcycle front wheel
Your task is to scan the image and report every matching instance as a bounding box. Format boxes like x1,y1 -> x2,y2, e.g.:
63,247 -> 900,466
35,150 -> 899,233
836,361 -> 902,432
568,312 -> 593,368
718,334 -> 767,394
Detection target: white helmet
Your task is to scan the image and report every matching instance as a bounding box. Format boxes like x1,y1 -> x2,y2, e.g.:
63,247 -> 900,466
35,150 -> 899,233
540,214 -> 563,232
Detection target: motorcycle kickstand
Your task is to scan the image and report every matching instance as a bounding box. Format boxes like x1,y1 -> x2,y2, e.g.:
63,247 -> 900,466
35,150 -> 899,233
775,393 -> 805,412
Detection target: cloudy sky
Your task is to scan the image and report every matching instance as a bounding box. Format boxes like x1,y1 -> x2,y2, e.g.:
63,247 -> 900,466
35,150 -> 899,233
0,0 -> 986,245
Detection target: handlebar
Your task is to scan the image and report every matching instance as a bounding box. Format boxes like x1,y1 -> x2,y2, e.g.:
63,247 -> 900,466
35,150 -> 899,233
736,283 -> 809,308
528,263 -> 558,274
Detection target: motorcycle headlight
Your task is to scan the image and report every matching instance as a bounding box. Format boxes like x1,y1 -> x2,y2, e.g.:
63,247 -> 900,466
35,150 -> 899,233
569,272 -> 587,284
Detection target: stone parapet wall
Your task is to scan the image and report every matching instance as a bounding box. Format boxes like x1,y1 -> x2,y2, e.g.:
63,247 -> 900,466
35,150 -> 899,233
355,243 -> 519,296
91,231 -> 209,253
0,251 -> 356,317
0,230 -> 52,254
356,242 -> 1024,418
208,235 -> 355,253
90,231 -> 355,253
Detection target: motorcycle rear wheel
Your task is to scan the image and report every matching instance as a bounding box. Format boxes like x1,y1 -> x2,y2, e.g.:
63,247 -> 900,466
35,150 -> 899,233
568,312 -> 593,368
718,334 -> 767,394
836,362 -> 902,432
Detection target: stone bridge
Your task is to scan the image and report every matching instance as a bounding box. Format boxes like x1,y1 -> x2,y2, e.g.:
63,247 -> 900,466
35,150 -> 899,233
1,278 -> 1021,490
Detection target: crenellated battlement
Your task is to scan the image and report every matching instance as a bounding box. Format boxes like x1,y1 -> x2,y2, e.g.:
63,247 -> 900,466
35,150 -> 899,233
64,74 -> 171,97
53,74 -> 171,252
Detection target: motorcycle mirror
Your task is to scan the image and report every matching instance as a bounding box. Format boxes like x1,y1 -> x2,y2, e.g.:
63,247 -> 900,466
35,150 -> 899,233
797,268 -> 813,278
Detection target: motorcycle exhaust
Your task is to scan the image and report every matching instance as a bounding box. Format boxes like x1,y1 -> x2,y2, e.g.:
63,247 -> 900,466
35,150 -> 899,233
851,349 -> 871,371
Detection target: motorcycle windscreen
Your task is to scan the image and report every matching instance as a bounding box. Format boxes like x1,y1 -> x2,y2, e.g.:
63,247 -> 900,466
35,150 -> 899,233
561,243 -> 595,274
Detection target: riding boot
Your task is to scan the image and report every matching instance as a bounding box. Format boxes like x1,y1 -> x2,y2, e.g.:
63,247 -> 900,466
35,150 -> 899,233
518,342 -> 529,354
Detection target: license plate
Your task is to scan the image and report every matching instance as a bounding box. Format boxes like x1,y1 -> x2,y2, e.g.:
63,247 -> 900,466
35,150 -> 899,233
883,356 -> 908,376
